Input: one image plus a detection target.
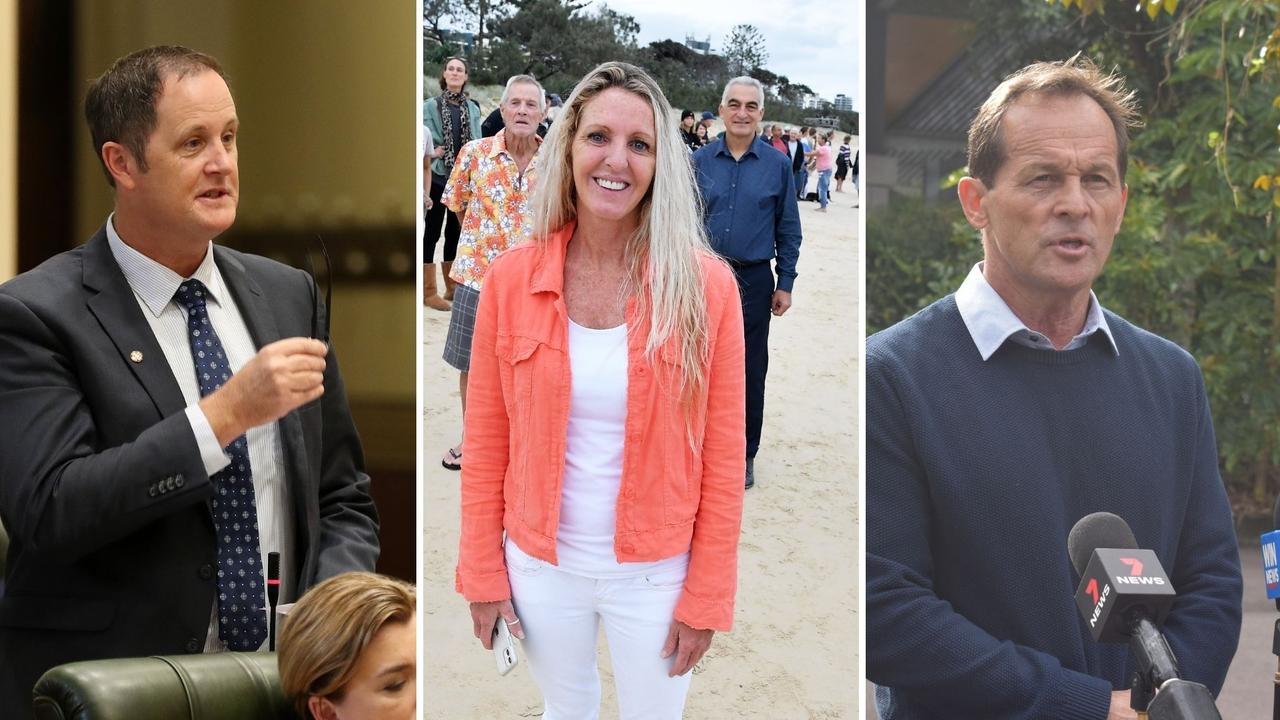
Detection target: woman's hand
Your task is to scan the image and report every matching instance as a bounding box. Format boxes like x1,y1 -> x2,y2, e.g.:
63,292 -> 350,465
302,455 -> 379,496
660,620 -> 715,676
470,599 -> 523,649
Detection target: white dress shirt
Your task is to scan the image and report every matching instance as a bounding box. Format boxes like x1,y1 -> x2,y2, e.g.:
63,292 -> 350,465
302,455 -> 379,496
106,215 -> 295,652
955,262 -> 1118,361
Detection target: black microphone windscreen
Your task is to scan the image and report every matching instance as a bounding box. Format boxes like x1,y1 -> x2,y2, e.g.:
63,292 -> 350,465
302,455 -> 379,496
267,551 -> 280,580
1068,511 -> 1138,576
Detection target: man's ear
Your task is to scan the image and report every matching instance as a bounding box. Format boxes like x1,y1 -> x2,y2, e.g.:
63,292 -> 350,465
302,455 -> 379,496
101,141 -> 142,191
957,176 -> 990,229
306,695 -> 340,720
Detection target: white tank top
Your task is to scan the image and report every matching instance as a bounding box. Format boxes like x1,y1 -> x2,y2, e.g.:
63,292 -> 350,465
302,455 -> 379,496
549,318 -> 689,578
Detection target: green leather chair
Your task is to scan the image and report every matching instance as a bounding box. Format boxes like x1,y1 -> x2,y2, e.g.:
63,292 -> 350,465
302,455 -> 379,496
32,653 -> 299,719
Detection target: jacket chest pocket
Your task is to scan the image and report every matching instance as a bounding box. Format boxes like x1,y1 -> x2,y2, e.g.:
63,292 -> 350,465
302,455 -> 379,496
497,333 -> 559,524
497,335 -> 542,423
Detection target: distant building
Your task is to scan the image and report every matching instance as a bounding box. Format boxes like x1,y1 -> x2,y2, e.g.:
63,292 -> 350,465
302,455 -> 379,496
437,29 -> 475,53
685,35 -> 712,54
802,95 -> 830,110
803,116 -> 841,129
834,94 -> 853,112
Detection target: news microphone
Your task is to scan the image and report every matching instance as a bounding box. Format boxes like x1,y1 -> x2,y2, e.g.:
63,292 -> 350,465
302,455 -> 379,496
267,551 -> 280,652
1262,494 -> 1280,611
1068,512 -> 1222,720
1261,494 -> 1280,719
1069,514 -> 1175,643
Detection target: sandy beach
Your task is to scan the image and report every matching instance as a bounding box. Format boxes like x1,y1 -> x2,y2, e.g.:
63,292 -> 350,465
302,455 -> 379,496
422,183 -> 861,718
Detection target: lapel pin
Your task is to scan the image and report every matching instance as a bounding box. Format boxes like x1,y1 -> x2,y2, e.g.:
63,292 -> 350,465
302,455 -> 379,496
129,350 -> 144,363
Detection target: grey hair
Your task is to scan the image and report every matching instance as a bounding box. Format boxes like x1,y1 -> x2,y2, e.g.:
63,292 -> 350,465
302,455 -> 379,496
720,76 -> 765,107
530,61 -> 721,424
500,74 -> 546,111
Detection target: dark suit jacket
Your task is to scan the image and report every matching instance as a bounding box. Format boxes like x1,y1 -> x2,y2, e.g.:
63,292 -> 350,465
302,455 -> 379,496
0,226 -> 380,714
783,135 -> 806,173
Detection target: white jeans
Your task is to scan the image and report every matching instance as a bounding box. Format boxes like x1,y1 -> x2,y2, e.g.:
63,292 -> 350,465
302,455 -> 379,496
505,543 -> 692,720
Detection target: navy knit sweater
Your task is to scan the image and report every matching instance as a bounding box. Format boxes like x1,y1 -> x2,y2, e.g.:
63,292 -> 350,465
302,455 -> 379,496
867,295 -> 1242,720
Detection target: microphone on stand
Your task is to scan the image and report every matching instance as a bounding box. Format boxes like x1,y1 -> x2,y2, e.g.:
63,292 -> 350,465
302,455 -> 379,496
1068,512 -> 1222,719
267,551 -> 280,652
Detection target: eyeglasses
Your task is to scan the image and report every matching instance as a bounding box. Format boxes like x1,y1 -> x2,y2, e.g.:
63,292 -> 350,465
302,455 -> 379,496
303,234 -> 332,344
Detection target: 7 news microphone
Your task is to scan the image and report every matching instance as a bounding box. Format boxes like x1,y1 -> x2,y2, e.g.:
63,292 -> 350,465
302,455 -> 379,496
1260,494 -> 1280,718
1069,512 -> 1222,719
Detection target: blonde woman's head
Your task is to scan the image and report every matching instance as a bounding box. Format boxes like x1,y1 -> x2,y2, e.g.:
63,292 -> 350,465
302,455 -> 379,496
532,61 -> 690,242
529,61 -> 721,418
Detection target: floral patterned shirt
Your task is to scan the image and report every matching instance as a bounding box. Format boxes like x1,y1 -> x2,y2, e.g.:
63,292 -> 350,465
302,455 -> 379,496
442,129 -> 541,290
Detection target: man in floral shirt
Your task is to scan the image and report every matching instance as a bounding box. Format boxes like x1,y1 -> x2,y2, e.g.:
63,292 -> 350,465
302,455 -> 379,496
438,74 -> 544,471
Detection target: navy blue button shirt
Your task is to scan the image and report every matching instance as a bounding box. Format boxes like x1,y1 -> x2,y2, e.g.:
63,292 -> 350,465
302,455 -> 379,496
693,135 -> 802,292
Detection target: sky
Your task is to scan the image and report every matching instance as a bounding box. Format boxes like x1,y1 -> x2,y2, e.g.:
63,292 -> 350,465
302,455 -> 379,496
593,0 -> 861,107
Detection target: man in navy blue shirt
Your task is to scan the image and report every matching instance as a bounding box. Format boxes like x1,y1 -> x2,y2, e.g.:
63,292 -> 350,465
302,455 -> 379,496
693,76 -> 802,489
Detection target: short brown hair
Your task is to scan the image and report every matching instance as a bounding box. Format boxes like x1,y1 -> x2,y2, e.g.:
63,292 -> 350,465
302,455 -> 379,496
277,572 -> 416,719
967,56 -> 1140,187
84,45 -> 227,186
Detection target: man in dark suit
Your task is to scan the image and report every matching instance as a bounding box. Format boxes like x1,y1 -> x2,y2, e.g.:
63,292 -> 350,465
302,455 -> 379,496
782,127 -> 808,199
0,46 -> 379,713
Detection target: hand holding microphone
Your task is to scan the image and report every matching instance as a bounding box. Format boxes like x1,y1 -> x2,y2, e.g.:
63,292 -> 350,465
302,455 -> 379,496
1068,512 -> 1223,720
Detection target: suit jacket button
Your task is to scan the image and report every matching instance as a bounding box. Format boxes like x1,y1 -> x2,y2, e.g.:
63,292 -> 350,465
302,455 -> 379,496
185,638 -> 201,653
198,564 -> 214,580
165,476 -> 176,490
148,484 -> 157,498
174,474 -> 185,488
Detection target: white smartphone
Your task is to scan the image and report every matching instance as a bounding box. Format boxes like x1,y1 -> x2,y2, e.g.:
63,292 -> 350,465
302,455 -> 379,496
493,618 -> 519,676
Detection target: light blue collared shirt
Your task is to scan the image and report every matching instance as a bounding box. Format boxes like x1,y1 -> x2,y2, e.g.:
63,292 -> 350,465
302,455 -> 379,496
955,262 -> 1118,361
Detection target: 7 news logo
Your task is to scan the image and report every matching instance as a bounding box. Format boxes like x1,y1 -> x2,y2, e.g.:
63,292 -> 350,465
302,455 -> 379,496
1112,556 -> 1165,585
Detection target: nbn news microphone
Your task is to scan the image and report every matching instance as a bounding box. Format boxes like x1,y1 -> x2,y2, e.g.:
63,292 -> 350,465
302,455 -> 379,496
1260,494 -> 1280,719
1261,495 -> 1280,609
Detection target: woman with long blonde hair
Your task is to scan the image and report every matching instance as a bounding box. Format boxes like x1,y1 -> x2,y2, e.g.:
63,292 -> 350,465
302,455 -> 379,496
456,61 -> 746,718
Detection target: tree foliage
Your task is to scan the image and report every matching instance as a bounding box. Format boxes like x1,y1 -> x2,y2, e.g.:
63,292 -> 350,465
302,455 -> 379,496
722,24 -> 770,77
866,199 -> 975,334
638,40 -> 729,114
422,3 -> 851,131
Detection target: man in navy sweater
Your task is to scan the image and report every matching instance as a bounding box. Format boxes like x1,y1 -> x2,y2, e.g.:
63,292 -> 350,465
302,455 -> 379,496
866,58 -> 1242,719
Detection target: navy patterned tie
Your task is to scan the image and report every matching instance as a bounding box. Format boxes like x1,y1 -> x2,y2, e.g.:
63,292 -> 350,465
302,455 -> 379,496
173,279 -> 268,651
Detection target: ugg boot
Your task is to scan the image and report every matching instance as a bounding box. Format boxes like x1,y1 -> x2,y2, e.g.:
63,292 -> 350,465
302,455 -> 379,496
442,260 -> 457,301
423,264 -> 451,311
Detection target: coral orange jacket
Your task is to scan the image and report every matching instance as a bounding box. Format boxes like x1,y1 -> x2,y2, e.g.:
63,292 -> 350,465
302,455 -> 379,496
455,222 -> 746,631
